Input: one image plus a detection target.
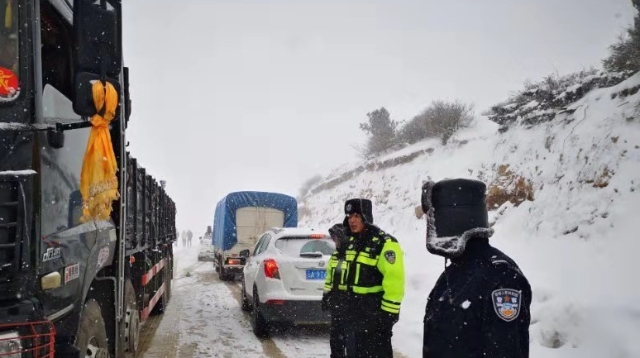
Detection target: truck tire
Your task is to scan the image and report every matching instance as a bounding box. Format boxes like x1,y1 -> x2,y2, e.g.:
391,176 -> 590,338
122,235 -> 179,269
218,262 -> 233,281
219,265 -> 231,281
121,280 -> 140,358
151,271 -> 169,315
251,290 -> 270,338
75,299 -> 110,358
165,264 -> 172,303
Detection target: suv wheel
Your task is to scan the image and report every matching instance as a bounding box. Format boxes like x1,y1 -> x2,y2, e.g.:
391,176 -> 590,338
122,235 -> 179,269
251,289 -> 269,338
241,281 -> 251,312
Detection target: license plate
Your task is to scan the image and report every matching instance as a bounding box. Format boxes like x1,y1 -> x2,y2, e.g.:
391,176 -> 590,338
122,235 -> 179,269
305,269 -> 326,280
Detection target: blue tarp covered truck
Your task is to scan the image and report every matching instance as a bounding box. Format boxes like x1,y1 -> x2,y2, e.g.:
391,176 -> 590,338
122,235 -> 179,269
212,191 -> 298,280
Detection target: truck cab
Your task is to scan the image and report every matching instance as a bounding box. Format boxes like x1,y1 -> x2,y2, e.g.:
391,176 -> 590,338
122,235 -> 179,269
0,1 -> 176,357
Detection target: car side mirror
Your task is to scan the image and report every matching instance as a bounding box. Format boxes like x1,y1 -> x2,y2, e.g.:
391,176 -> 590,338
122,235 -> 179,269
239,249 -> 250,258
72,0 -> 122,116
73,72 -> 122,117
73,0 -> 121,76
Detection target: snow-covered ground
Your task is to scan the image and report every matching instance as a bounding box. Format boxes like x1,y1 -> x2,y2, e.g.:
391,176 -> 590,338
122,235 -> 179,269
142,244 -> 334,358
300,73 -> 640,357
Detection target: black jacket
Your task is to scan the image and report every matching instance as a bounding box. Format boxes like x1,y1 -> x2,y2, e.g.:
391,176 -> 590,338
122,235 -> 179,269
423,238 -> 531,358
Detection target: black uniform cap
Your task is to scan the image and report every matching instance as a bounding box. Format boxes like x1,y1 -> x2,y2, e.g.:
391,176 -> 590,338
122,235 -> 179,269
423,178 -> 489,237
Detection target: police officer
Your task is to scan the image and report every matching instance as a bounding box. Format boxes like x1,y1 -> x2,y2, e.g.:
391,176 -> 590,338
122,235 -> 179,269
342,198 -> 405,358
322,223 -> 352,358
421,179 -> 532,358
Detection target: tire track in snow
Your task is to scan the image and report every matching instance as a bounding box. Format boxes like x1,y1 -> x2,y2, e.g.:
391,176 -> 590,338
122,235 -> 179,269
142,259 -> 410,358
222,277 -> 332,357
221,276 -> 288,358
221,274 -> 408,358
174,270 -> 268,358
138,256 -> 205,357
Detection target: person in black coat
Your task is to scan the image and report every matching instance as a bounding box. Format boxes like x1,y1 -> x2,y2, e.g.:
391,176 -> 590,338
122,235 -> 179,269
421,178 -> 532,358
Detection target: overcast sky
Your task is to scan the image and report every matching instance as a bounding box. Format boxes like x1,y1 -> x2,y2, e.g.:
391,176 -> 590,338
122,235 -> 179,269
121,0 -> 635,236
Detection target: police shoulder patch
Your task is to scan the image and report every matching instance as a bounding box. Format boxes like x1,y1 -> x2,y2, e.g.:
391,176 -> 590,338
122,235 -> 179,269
384,250 -> 396,264
491,288 -> 521,322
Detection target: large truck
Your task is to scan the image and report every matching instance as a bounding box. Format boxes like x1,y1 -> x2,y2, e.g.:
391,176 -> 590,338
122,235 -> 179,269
212,191 -> 297,281
0,1 -> 175,357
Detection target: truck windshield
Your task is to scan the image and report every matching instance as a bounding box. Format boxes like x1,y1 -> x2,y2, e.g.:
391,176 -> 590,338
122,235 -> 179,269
0,0 -> 19,101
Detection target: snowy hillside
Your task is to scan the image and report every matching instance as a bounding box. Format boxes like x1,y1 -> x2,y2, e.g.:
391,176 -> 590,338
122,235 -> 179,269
299,73 -> 640,358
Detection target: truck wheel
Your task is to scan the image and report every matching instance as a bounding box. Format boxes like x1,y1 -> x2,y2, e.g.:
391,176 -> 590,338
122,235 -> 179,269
251,290 -> 270,338
122,280 -> 140,358
241,281 -> 251,312
151,272 -> 169,315
165,264 -> 172,303
219,265 -> 230,281
75,299 -> 110,358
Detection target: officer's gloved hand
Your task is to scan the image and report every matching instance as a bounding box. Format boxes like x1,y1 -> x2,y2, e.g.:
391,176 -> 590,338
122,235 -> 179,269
379,311 -> 399,329
321,292 -> 331,311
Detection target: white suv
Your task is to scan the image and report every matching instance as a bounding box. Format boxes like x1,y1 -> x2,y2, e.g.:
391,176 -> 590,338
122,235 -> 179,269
241,227 -> 335,338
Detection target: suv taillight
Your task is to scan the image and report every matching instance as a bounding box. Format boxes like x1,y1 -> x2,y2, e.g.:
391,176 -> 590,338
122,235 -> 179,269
263,259 -> 280,279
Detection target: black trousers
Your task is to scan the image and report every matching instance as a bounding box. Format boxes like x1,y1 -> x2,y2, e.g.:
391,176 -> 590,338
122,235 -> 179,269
352,322 -> 393,358
330,313 -> 352,358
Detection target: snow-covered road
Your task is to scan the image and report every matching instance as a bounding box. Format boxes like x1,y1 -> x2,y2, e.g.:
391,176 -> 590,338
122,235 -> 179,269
138,246 -> 335,358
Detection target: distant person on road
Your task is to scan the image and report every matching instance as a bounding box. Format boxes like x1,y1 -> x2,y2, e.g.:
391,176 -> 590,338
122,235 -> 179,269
182,230 -> 187,247
341,199 -> 405,358
421,179 -> 532,358
322,223 -> 352,358
187,229 -> 193,247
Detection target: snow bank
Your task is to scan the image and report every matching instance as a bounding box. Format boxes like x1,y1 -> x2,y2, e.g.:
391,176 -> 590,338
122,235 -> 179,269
300,73 -> 640,357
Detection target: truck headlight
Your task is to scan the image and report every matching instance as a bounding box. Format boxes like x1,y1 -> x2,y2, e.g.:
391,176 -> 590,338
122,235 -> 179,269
0,331 -> 22,358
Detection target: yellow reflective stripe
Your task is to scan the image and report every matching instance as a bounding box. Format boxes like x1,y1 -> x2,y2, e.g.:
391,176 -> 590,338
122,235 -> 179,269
381,305 -> 400,314
381,300 -> 400,310
324,284 -> 331,290
356,255 -> 377,266
340,265 -> 346,284
382,298 -> 401,305
354,264 -> 360,284
352,285 -> 383,294
338,284 -> 347,291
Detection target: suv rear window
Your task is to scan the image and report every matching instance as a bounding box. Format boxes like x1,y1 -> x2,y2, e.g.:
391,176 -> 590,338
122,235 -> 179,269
275,236 -> 335,257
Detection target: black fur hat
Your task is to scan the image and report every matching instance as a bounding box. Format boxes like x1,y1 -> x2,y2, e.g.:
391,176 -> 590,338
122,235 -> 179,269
328,223 -> 345,239
421,178 -> 492,258
344,198 -> 373,224
328,223 -> 349,251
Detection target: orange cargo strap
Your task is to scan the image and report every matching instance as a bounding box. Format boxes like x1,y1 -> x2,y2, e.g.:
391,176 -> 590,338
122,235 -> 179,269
80,80 -> 120,222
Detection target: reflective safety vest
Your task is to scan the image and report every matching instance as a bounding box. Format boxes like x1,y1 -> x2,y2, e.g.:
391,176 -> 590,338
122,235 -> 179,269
344,227 -> 405,315
324,252 -> 349,292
